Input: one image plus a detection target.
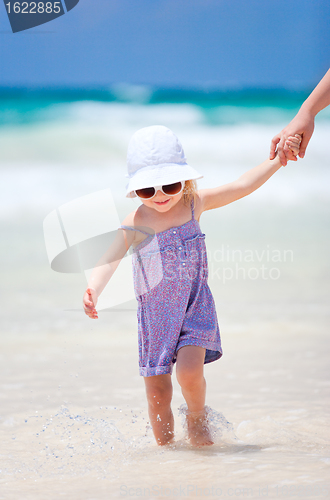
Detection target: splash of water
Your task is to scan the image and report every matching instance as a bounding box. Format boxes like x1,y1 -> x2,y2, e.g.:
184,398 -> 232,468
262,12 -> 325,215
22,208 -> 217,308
178,404 -> 236,443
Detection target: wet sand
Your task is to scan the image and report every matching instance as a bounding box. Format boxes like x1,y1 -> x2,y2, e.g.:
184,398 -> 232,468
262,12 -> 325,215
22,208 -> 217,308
0,312 -> 329,499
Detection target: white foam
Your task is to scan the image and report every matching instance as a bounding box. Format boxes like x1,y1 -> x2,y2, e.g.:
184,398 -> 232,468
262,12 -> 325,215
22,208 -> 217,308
1,102 -> 329,218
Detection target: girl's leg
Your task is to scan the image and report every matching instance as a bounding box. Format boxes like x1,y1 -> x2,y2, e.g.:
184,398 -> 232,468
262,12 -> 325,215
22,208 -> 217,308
144,373 -> 174,445
176,345 -> 213,446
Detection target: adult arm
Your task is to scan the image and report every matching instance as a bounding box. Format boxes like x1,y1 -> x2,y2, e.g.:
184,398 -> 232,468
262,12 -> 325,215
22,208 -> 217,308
270,68 -> 330,166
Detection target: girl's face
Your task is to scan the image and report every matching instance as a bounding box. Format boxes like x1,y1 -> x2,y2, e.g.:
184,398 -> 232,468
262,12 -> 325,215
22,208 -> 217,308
140,188 -> 184,213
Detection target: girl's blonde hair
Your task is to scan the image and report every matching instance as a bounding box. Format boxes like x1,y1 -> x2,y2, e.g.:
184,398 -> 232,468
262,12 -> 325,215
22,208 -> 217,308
183,179 -> 198,206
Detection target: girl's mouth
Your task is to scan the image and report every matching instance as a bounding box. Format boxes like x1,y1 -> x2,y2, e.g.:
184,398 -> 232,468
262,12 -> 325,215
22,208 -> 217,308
154,199 -> 170,206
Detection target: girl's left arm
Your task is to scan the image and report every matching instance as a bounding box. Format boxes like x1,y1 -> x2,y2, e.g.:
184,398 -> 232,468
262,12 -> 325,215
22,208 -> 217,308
200,155 -> 282,212
199,130 -> 301,212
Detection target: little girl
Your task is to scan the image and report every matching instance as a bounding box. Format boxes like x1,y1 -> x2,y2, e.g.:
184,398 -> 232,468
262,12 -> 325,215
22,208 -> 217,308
83,125 -> 301,447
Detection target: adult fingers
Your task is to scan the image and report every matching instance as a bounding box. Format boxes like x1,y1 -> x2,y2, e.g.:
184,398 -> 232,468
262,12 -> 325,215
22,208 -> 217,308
270,134 -> 281,160
276,136 -> 289,166
299,129 -> 313,158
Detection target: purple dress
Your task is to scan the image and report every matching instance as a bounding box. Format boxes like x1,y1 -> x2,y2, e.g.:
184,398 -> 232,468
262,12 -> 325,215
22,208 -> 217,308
121,201 -> 222,377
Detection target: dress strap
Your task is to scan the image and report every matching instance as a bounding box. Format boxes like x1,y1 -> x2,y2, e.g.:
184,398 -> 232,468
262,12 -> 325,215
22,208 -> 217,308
119,225 -> 151,236
119,225 -> 152,254
190,198 -> 195,220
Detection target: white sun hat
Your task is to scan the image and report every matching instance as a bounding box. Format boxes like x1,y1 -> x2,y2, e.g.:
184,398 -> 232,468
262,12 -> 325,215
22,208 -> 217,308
125,125 -> 203,198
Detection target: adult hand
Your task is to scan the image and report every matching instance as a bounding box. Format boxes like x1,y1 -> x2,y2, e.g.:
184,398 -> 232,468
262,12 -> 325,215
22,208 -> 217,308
270,109 -> 315,166
83,287 -> 98,319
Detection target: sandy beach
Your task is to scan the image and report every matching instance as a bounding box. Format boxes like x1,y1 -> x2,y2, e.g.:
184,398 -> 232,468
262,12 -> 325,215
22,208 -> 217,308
1,319 -> 329,499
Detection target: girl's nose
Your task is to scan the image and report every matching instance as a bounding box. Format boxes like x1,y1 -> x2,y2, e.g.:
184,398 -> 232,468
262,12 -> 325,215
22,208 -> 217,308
154,189 -> 165,199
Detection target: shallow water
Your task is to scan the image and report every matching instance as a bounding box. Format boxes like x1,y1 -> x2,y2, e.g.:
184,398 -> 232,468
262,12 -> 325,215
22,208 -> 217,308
0,321 -> 329,499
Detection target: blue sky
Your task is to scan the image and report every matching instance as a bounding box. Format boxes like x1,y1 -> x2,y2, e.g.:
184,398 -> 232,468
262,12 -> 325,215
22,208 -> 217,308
0,0 -> 329,89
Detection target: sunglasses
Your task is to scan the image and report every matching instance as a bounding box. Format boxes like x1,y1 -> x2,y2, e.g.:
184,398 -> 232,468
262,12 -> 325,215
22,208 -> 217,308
134,181 -> 185,200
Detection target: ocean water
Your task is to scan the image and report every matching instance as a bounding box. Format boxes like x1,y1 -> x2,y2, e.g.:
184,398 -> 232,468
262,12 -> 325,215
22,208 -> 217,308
0,87 -> 329,499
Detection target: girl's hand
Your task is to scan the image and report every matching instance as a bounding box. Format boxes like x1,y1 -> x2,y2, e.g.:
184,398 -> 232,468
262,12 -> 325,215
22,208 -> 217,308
283,134 -> 302,162
83,287 -> 98,319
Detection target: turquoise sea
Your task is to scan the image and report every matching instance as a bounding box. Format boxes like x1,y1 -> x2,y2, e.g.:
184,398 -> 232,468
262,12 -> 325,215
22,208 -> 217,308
0,86 -> 329,499
1,86 -> 330,216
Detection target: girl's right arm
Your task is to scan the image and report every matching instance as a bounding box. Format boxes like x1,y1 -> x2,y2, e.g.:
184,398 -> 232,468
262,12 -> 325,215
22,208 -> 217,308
83,214 -> 136,319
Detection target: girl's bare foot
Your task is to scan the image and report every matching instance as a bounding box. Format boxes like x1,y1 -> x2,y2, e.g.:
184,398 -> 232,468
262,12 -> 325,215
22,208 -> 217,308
186,408 -> 214,447
155,421 -> 175,446
157,430 -> 175,446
